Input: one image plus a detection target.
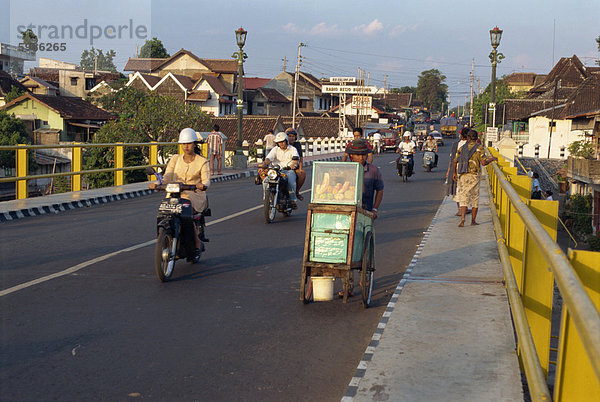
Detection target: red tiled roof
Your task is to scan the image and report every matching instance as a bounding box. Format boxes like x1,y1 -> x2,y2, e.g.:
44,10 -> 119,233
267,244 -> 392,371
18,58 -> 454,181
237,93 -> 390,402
503,99 -> 556,120
1,93 -> 114,120
373,93 -> 412,110
187,90 -> 210,101
199,58 -> 238,74
21,76 -> 58,90
244,77 -> 270,90
563,75 -> 600,118
211,116 -> 283,150
0,71 -> 30,96
258,88 -> 290,103
123,58 -> 166,72
202,75 -> 233,96
170,73 -> 196,90
504,73 -> 537,86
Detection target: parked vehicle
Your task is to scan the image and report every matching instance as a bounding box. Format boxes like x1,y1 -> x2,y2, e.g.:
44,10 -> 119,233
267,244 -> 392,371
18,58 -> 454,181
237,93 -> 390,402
261,163 -> 296,223
431,131 -> 444,146
413,123 -> 428,138
422,150 -> 436,172
148,167 -> 210,282
377,129 -> 399,152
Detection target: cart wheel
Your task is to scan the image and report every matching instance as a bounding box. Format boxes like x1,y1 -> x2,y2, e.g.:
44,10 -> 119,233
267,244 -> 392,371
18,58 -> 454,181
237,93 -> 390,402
361,232 -> 375,308
301,270 -> 312,304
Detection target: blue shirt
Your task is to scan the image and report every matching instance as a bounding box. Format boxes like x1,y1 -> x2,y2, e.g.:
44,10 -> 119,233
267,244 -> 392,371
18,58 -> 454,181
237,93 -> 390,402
362,163 -> 384,211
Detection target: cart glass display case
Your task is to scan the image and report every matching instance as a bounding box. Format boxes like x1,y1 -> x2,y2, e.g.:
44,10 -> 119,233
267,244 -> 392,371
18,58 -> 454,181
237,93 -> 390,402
310,162 -> 363,206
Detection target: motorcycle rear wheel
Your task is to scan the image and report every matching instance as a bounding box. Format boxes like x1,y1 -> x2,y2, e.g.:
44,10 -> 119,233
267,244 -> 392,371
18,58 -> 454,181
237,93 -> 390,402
155,228 -> 175,282
425,165 -> 431,172
402,166 -> 408,182
264,190 -> 277,223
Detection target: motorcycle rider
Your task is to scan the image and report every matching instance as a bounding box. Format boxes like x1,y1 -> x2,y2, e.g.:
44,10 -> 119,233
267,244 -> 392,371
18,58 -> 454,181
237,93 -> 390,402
149,128 -> 210,262
285,128 -> 306,201
372,131 -> 382,154
421,134 -> 439,167
396,131 -> 417,176
261,132 -> 300,209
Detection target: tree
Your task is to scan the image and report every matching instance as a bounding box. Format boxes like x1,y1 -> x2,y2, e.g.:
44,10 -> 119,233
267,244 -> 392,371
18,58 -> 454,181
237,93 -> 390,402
471,79 -> 513,129
80,47 -> 117,72
5,85 -> 25,103
83,87 -> 212,188
596,35 -> 600,66
391,86 -> 417,95
19,28 -> 38,53
416,69 -> 448,112
0,111 -> 36,170
139,37 -> 170,58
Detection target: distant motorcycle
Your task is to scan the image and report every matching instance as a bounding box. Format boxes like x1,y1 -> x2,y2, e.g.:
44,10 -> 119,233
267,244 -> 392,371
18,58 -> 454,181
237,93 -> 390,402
396,151 -> 413,182
258,163 -> 296,223
147,167 -> 210,282
422,150 -> 436,172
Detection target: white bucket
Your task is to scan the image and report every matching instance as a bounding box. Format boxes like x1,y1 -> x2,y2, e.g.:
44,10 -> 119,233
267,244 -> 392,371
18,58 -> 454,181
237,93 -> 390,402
312,276 -> 335,301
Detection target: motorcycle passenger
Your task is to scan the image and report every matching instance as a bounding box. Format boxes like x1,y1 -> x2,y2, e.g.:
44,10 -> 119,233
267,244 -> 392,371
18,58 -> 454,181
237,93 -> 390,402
150,128 -> 210,262
285,128 -> 306,201
396,132 -> 417,176
262,132 -> 300,209
422,134 -> 439,167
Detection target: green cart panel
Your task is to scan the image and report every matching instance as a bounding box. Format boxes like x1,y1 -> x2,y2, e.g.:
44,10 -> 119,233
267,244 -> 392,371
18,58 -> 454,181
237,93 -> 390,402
309,212 -> 351,263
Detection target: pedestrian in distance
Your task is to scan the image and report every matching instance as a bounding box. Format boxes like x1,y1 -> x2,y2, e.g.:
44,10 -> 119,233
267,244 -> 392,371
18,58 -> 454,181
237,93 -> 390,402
342,127 -> 373,164
531,172 -> 542,199
263,129 -> 275,156
447,128 -> 469,215
207,124 -> 224,175
453,129 -> 498,227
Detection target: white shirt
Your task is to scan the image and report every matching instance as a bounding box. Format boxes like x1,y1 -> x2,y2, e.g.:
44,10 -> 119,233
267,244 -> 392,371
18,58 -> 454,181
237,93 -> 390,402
373,133 -> 382,141
398,140 -> 416,153
266,145 -> 299,168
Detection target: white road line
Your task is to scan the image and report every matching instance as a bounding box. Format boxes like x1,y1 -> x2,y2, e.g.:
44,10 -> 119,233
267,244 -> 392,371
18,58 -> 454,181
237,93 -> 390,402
1,189 -> 313,297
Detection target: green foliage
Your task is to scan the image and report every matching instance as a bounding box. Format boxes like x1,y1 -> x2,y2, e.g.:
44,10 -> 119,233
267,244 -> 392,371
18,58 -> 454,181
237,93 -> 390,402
80,47 -> 117,72
596,34 -> 600,66
565,194 -> 593,236
52,175 -> 71,194
83,87 -> 212,188
5,85 -> 25,103
391,86 -> 416,95
19,28 -> 38,52
588,235 -> 600,251
416,69 -> 447,112
471,79 -> 514,130
139,37 -> 170,58
568,140 -> 595,159
0,111 -> 36,170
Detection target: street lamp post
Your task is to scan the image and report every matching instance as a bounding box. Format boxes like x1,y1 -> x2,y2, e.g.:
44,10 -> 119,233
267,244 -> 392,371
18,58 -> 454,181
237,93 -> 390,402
488,26 -> 505,145
232,27 -> 248,169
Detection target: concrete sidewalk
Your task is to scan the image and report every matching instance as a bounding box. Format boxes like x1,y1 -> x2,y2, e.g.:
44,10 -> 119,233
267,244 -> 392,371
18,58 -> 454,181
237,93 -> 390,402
0,153 -> 343,221
344,175 -> 523,401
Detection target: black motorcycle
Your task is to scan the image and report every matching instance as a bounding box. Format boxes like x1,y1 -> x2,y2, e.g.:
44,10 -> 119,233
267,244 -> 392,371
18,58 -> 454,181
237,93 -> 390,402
258,161 -> 297,223
147,168 -> 210,282
396,151 -> 413,182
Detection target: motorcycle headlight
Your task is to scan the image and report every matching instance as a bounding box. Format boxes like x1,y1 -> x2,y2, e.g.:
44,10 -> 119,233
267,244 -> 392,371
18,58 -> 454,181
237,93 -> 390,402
267,169 -> 278,180
166,183 -> 181,193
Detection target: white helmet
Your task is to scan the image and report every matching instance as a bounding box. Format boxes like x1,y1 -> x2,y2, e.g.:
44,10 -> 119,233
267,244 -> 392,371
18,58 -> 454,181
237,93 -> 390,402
403,131 -> 412,138
178,128 -> 197,143
274,132 -> 288,143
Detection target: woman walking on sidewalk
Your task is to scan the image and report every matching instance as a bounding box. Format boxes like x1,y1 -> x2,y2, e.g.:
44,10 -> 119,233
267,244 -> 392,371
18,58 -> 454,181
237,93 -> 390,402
453,130 -> 497,227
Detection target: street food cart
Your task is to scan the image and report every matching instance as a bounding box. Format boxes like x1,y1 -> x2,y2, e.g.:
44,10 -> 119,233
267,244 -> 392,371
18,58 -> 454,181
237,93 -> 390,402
300,162 -> 375,307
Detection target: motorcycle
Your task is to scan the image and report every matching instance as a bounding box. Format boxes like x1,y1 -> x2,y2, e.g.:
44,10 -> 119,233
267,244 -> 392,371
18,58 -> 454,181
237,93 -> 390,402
422,150 -> 436,172
147,167 -> 210,282
258,162 -> 297,223
396,151 -> 413,182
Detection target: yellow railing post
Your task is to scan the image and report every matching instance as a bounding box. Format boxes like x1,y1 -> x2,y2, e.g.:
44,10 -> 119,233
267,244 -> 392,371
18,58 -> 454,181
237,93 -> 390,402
178,143 -> 183,155
15,144 -> 28,199
149,141 -> 158,181
115,142 -> 124,186
71,143 -> 82,192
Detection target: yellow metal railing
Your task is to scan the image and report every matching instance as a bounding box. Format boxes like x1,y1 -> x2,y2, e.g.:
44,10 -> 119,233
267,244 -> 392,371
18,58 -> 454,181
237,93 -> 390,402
486,148 -> 600,401
0,142 -> 185,199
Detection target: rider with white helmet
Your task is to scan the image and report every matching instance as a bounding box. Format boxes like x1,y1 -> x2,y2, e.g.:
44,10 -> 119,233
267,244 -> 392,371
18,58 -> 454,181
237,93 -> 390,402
396,131 -> 417,176
261,132 -> 300,208
150,128 -> 210,261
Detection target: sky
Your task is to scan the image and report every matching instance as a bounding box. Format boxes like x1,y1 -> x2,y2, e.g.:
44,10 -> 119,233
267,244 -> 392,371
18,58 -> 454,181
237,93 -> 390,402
2,0 -> 599,108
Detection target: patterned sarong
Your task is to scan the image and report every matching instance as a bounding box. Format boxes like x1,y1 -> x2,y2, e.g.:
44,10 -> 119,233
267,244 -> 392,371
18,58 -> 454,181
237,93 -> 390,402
456,173 -> 480,208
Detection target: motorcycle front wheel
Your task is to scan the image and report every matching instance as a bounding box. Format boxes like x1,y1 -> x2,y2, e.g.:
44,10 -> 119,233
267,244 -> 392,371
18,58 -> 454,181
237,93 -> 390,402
402,165 -> 408,182
264,190 -> 277,223
155,228 -> 175,282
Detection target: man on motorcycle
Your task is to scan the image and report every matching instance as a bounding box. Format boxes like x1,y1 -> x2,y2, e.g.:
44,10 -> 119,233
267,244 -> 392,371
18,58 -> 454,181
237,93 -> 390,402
422,134 -> 439,167
149,128 -> 210,262
372,131 -> 382,155
396,132 -> 417,176
262,132 -> 300,209
285,128 -> 306,201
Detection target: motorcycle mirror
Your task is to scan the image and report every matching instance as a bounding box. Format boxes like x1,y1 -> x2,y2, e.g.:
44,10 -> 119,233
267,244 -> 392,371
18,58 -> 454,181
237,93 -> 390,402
145,167 -> 157,176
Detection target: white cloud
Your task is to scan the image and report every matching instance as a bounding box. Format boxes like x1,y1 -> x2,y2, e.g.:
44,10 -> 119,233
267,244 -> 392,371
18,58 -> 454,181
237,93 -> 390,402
310,22 -> 342,36
389,23 -> 419,37
353,19 -> 383,35
282,23 -> 303,34
376,60 -> 404,71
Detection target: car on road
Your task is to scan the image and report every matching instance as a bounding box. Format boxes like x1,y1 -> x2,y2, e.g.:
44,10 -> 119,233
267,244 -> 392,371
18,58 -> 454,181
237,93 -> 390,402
376,129 -> 400,152
431,131 -> 444,146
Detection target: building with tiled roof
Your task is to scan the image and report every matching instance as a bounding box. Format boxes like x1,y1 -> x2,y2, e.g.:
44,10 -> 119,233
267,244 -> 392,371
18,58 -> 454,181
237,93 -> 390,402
243,77 -> 270,90
210,116 -> 285,150
123,58 -> 166,73
20,76 -> 59,96
504,72 -> 540,93
0,70 -> 30,106
372,93 -> 412,111
192,75 -> 235,116
0,92 -> 114,143
247,87 -> 290,115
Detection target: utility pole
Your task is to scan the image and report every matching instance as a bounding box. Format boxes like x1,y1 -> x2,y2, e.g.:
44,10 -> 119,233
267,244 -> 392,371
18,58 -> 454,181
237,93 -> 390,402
383,74 -> 387,102
292,43 -> 305,129
470,58 -> 474,126
282,56 -> 287,71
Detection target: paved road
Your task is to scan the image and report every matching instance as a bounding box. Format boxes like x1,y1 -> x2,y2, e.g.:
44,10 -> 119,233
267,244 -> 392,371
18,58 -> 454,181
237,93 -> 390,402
1,147 -> 452,401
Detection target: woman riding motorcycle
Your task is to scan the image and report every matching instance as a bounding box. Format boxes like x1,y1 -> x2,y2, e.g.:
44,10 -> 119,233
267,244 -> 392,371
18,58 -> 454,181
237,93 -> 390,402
150,128 -> 210,261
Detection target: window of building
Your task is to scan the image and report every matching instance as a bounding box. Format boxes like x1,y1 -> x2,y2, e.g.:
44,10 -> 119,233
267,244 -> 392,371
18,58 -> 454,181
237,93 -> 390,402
299,99 -> 308,109
70,77 -> 78,86
85,78 -> 96,90
257,102 -> 264,107
549,121 -> 556,128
